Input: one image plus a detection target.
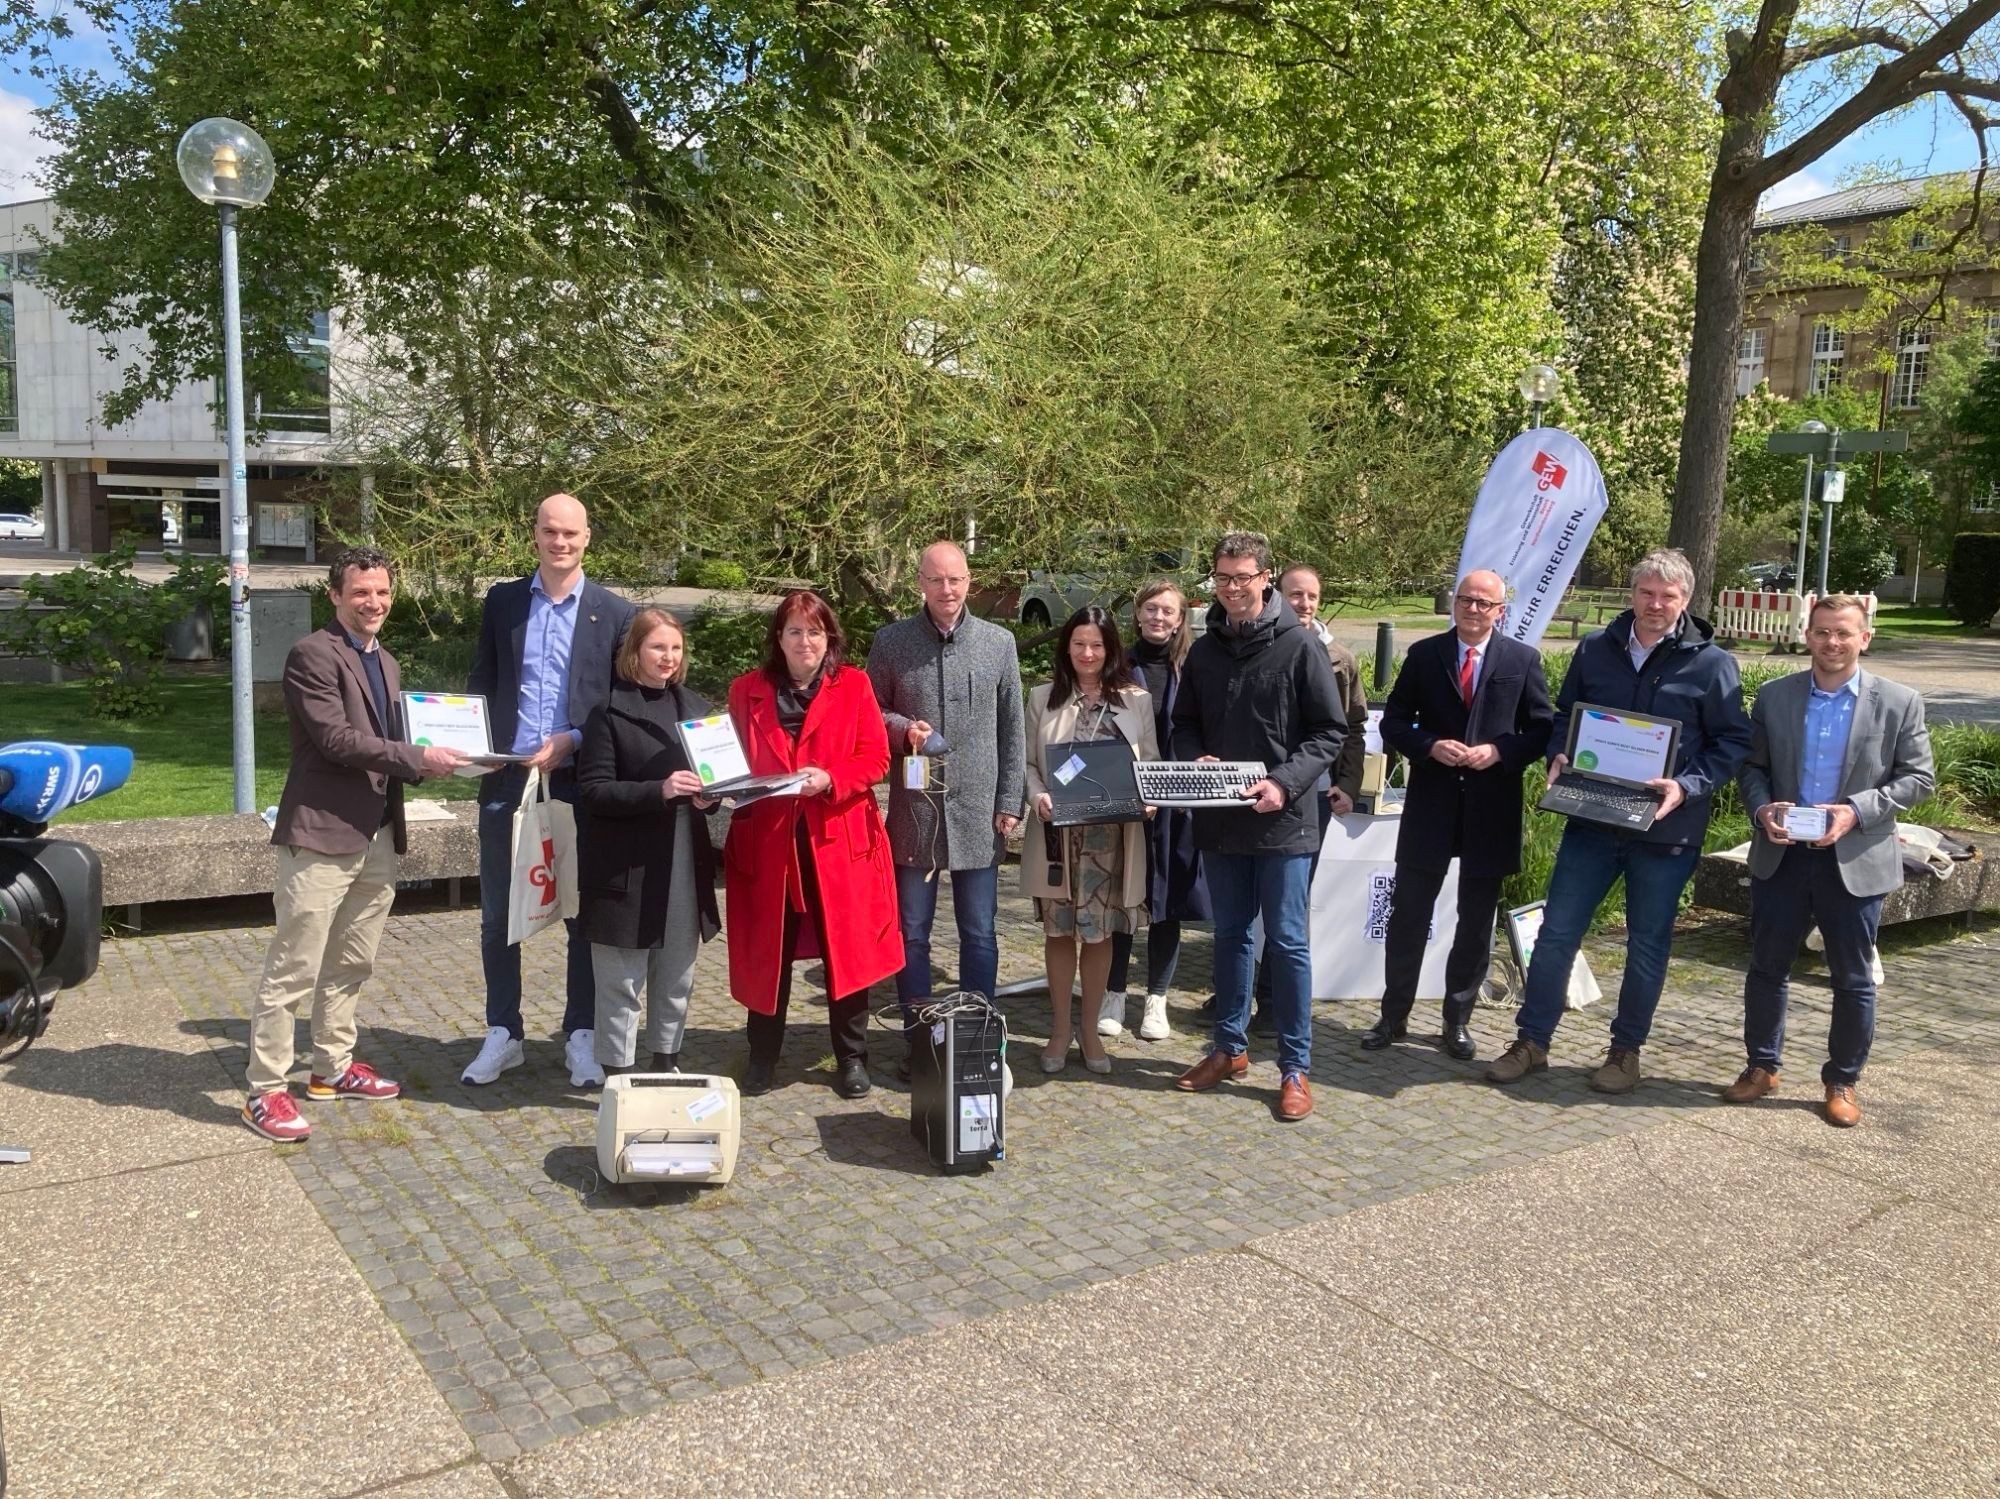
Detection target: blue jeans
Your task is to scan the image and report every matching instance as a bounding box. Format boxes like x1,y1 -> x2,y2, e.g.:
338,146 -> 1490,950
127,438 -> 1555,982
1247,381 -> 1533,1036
1744,846 -> 1883,1087
1207,851 -> 1314,1075
478,765 -> 595,1040
1514,822 -> 1700,1052
894,863 -> 999,1012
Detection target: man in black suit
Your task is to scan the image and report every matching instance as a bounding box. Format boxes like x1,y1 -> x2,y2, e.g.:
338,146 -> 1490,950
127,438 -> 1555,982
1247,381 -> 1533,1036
461,493 -> 637,1090
1366,569 -> 1553,1061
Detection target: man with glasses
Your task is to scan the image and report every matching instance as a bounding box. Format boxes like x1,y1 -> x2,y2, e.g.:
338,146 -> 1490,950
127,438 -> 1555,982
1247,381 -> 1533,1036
1171,531 -> 1344,1122
1366,569 -> 1552,1061
1488,548 -> 1751,1092
866,540 -> 1026,1075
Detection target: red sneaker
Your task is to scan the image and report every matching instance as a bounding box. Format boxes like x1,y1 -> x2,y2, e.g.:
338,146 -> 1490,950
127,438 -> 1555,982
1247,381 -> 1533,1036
305,1060 -> 402,1102
243,1089 -> 311,1143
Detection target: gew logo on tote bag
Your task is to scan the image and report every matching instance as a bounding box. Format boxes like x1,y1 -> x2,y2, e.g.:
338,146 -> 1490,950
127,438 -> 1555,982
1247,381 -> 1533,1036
508,769 -> 578,944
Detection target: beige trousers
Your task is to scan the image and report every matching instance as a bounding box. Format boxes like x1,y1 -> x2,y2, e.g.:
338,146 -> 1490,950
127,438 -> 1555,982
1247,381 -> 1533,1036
246,827 -> 399,1096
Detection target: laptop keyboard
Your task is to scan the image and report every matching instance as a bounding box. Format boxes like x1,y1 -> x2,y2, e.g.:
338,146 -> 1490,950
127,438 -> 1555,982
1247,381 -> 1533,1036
1132,761 -> 1268,807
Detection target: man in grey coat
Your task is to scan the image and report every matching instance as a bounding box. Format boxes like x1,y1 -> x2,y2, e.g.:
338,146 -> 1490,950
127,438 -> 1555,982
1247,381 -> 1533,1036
866,541 -> 1027,1038
1726,594 -> 1933,1128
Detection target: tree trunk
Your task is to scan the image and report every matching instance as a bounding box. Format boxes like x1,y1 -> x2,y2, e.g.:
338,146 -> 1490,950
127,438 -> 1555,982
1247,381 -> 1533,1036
1667,175 -> 1762,612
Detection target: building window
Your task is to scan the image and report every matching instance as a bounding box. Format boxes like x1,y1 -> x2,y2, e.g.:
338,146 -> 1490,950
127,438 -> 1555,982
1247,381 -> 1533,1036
1747,241 -> 1768,273
1985,305 -> 2000,356
252,310 -> 332,433
1910,230 -> 1933,251
1892,320 -> 1934,409
1809,323 -> 1845,394
1822,233 -> 1852,261
0,291 -> 16,435
1736,326 -> 1768,398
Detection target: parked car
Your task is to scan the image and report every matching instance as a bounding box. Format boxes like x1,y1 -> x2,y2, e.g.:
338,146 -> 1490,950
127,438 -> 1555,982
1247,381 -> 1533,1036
0,513 -> 44,540
1018,532 -> 1211,631
1742,559 -> 1797,591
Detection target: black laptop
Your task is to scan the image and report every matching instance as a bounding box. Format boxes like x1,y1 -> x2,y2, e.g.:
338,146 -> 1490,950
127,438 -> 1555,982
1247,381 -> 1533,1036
1536,703 -> 1683,832
1044,739 -> 1145,826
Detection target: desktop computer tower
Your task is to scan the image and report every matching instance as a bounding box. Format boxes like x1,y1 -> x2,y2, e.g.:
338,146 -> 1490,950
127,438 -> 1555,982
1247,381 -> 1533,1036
908,1002 -> 1006,1174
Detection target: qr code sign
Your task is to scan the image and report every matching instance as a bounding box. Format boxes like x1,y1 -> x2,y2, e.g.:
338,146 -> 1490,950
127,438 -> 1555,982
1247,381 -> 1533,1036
1365,871 -> 1433,945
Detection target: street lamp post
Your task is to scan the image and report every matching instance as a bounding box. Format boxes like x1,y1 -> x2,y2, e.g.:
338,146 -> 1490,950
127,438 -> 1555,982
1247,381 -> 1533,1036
1517,363 -> 1559,430
1792,419 -> 1827,594
176,118 -> 276,816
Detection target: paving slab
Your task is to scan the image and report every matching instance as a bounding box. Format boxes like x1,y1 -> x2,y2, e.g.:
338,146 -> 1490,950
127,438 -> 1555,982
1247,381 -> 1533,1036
0,942 -> 257,1195
372,1465 -> 512,1497
996,1250 -> 1708,1497
1692,1043 -> 2000,1218
504,1297 -> 1196,1498
1255,1120 -> 2000,1496
0,1151 -> 469,1497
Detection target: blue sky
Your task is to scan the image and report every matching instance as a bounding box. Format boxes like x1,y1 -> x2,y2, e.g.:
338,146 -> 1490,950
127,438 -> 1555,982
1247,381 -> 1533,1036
0,13 -> 1989,211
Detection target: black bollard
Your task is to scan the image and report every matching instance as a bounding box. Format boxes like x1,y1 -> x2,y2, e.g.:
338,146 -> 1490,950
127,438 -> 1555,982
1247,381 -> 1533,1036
1373,621 -> 1394,692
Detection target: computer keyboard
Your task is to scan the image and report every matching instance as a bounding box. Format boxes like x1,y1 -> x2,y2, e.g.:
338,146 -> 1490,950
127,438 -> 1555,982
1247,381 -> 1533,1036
1132,761 -> 1268,807
1539,774 -> 1660,829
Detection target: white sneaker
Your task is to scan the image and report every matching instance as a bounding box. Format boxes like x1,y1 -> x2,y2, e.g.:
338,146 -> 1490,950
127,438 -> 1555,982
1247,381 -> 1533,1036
1095,990 -> 1128,1037
461,1026 -> 523,1086
1138,993 -> 1172,1042
566,1029 -> 606,1089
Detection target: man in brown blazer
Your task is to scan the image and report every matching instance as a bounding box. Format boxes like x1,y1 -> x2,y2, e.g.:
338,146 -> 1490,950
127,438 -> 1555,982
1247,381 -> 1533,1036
242,546 -> 467,1143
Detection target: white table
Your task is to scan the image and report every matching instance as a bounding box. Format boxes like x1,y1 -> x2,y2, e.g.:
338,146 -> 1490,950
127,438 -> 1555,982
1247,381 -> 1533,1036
1308,807 -> 1464,1002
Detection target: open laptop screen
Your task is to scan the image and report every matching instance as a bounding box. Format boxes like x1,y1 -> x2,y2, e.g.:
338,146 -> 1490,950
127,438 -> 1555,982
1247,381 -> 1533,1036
1562,704 -> 1680,788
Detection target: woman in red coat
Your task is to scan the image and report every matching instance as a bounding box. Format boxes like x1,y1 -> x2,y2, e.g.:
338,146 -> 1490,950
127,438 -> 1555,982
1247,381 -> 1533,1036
724,590 -> 902,1099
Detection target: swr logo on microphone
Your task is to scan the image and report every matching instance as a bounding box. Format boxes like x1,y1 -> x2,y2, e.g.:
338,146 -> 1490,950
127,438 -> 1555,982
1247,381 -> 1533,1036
528,837 -> 558,905
1532,452 -> 1568,492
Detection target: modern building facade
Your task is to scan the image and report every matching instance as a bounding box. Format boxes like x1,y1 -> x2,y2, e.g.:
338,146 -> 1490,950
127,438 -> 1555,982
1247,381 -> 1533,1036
0,196 -> 362,561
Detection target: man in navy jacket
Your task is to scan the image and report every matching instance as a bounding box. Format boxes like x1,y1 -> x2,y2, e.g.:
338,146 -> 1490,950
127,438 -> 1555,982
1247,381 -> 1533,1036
460,493 -> 636,1091
1487,548 -> 1751,1093
1370,569 -> 1553,1061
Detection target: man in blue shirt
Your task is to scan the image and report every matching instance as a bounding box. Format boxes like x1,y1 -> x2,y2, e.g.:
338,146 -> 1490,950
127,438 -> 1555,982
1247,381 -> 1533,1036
1726,595 -> 1933,1127
462,494 -> 636,1090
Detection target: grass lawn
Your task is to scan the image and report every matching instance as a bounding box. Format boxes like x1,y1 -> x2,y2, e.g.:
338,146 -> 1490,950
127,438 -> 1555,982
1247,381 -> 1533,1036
1,675 -> 481,824
1869,604 -> 1988,641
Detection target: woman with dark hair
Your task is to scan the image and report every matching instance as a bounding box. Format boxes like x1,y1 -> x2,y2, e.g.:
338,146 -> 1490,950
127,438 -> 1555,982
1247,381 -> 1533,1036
723,590 -> 901,1098
575,608 -> 721,1076
1099,578 -> 1210,1043
1024,604 -> 1158,1075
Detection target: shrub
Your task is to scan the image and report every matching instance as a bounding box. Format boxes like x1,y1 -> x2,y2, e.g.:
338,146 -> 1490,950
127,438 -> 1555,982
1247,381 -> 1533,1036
688,558 -> 750,591
1946,532 -> 2000,626
0,544 -> 194,717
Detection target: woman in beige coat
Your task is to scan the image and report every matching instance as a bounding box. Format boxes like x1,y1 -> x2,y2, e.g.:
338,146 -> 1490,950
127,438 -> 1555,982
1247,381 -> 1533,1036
1024,605 -> 1158,1075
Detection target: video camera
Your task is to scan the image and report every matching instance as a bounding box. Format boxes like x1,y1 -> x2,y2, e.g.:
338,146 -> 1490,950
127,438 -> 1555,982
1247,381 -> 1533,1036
0,742 -> 131,1055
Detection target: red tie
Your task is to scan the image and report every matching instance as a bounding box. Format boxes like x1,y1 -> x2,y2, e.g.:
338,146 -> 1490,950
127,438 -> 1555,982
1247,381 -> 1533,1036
1459,646 -> 1478,707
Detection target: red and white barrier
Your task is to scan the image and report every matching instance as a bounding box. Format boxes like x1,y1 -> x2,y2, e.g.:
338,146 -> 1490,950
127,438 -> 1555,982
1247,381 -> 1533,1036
1713,590 -> 1878,649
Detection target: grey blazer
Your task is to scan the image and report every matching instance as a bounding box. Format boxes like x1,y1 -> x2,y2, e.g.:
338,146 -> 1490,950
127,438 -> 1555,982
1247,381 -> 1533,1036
865,610 -> 1027,871
1739,669 -> 1934,897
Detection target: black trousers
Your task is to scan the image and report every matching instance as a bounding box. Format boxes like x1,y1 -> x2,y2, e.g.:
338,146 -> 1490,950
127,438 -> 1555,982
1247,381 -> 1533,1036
1379,860 -> 1504,1029
1106,919 -> 1186,997
747,823 -> 870,1067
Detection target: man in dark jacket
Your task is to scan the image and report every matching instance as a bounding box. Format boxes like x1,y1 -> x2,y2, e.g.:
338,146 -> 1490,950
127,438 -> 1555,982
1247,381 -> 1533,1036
1171,531 -> 1344,1122
1368,569 -> 1552,1061
1488,548 -> 1752,1092
242,547 -> 467,1143
461,493 -> 637,1091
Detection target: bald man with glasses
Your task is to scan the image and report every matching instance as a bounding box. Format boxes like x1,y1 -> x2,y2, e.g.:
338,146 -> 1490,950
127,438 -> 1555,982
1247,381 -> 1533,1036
1366,570 -> 1552,1061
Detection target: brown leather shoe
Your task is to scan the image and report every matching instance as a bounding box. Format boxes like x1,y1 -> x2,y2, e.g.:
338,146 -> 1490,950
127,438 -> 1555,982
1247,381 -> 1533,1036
1175,1048 -> 1248,1092
1824,1082 -> 1862,1128
1722,1065 -> 1780,1104
1277,1072 -> 1313,1121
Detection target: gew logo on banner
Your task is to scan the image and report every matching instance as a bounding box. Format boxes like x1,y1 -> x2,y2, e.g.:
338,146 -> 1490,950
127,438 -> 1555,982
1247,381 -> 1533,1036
1365,872 -> 1433,945
1532,452 -> 1568,492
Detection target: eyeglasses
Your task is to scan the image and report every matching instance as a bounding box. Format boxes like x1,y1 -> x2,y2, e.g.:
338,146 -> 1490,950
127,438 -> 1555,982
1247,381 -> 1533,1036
1454,595 -> 1504,612
1213,568 -> 1267,589
920,573 -> 969,588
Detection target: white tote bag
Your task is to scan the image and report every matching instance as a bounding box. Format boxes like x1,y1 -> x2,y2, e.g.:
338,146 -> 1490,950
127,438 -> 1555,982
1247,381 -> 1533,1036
506,768 -> 579,945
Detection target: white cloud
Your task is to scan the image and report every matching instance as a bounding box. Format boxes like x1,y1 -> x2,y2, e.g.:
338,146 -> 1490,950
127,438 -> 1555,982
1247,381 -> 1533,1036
1760,170 -> 1833,212
0,86 -> 54,202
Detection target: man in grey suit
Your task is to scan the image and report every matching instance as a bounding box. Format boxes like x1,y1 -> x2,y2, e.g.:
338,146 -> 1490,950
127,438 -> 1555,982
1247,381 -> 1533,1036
1727,594 -> 1933,1128
865,541 -> 1026,1058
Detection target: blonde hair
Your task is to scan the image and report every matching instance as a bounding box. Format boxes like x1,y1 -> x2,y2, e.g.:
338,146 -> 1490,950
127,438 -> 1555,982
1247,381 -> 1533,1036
1132,577 -> 1194,669
617,608 -> 688,685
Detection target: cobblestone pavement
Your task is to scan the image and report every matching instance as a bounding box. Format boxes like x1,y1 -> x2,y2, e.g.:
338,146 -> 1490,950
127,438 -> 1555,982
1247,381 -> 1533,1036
127,891 -> 2000,1464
